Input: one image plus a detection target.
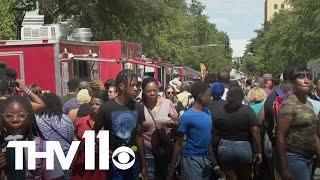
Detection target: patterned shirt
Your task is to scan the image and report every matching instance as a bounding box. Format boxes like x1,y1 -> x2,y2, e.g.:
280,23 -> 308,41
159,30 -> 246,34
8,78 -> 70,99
60,93 -> 77,105
278,94 -> 319,157
63,98 -> 80,114
36,114 -> 75,179
36,114 -> 74,153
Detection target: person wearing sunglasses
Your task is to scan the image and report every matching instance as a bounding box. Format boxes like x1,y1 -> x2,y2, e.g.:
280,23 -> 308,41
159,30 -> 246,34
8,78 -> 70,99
165,85 -> 184,117
165,85 -> 176,102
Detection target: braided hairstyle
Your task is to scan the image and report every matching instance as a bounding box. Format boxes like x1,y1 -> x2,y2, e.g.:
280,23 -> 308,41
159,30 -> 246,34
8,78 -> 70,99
115,70 -> 137,94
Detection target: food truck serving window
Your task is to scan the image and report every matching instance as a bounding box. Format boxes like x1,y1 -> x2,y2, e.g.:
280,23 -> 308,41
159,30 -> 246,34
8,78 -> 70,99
73,61 -> 89,79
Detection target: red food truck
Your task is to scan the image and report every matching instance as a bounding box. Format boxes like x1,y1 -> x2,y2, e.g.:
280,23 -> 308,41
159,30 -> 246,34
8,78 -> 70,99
0,33 -> 201,96
0,39 -> 163,96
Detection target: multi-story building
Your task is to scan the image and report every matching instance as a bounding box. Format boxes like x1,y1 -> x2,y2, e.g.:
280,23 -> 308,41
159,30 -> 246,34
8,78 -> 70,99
265,0 -> 292,21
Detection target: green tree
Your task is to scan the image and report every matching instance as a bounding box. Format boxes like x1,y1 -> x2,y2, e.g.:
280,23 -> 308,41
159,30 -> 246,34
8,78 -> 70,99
0,0 -> 16,39
0,0 -> 36,39
54,0 -> 232,72
0,0 -> 232,72
247,0 -> 320,75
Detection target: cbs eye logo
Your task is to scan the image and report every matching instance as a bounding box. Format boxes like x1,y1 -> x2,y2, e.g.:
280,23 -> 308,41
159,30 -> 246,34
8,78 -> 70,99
112,146 -> 136,170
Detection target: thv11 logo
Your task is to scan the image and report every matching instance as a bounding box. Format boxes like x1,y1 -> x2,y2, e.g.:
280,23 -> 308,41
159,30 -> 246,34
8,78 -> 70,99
6,130 -> 135,170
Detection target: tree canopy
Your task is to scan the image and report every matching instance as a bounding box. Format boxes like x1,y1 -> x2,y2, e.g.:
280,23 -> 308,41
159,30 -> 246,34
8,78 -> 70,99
245,0 -> 320,76
0,0 -> 16,40
0,0 -> 233,72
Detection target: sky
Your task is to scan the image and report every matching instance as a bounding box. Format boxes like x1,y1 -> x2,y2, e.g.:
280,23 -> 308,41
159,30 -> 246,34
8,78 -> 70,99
197,0 -> 265,57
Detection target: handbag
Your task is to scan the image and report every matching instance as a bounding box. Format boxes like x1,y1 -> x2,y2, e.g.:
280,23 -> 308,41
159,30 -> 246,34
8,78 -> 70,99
146,107 -> 174,177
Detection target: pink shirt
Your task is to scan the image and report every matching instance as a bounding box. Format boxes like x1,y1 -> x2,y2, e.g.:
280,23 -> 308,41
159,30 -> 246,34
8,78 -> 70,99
142,97 -> 179,150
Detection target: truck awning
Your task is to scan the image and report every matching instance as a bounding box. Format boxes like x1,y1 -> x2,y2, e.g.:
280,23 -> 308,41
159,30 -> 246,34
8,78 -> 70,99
72,57 -> 116,63
70,57 -> 160,68
126,59 -> 159,68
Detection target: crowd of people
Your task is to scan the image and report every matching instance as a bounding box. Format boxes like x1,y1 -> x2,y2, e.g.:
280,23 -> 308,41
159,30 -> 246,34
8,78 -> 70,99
0,66 -> 319,180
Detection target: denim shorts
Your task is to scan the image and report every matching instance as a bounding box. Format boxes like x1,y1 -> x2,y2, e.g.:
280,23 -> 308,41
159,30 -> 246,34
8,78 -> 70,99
182,156 -> 212,180
218,139 -> 253,168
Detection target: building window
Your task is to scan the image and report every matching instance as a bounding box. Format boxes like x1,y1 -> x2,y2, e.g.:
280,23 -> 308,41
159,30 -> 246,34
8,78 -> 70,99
274,4 -> 278,9
281,4 -> 285,9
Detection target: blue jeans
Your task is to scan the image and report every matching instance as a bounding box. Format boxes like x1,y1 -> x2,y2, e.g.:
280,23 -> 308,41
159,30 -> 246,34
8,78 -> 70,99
218,139 -> 253,168
109,160 -> 139,180
182,156 -> 212,180
145,149 -> 155,179
286,152 -> 313,180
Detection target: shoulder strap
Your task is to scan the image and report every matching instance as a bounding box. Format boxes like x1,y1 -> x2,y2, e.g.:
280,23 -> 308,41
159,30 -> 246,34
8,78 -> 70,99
40,116 -> 72,145
146,107 -> 159,130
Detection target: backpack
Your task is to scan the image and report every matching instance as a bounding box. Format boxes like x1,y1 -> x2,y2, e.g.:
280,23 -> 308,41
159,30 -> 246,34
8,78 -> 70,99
273,96 -> 285,120
271,89 -> 292,138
